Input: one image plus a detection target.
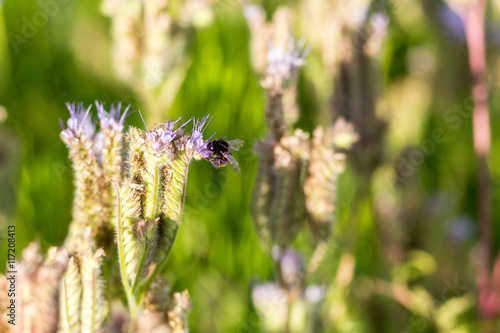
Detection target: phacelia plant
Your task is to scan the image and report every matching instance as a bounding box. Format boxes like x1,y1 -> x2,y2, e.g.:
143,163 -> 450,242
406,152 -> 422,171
3,102 -> 241,333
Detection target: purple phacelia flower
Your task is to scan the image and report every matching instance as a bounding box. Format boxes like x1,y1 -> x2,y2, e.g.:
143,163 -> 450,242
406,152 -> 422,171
279,249 -> 303,282
266,38 -> 307,77
95,101 -> 131,133
60,102 -> 95,141
147,117 -> 190,153
188,115 -> 213,158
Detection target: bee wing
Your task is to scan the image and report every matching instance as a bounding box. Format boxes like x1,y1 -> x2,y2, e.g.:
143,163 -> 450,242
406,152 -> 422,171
221,151 -> 241,174
226,138 -> 244,151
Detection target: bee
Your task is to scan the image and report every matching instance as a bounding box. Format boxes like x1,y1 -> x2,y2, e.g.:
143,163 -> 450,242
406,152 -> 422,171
206,138 -> 244,174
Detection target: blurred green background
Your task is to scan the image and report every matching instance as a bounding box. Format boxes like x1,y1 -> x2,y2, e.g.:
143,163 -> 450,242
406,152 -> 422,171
2,0 -> 500,332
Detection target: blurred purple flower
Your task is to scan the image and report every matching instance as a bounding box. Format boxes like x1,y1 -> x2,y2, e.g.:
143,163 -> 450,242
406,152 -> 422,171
448,216 -> 474,243
265,38 -> 308,80
279,249 -> 303,289
304,285 -> 326,303
251,282 -> 287,306
438,3 -> 466,42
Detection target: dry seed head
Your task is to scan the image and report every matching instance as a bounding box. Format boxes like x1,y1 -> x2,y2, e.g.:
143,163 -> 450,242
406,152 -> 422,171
18,243 -> 68,333
304,120 -> 357,239
167,290 -> 192,332
273,129 -> 310,169
135,310 -> 173,333
331,117 -> 359,150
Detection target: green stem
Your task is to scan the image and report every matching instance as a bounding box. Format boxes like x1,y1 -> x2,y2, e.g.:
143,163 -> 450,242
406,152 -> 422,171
132,242 -> 149,292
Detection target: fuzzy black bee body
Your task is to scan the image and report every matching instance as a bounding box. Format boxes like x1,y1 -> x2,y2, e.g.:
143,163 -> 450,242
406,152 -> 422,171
206,138 -> 244,174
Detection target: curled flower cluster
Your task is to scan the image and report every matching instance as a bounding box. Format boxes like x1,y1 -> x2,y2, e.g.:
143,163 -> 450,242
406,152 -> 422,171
96,101 -> 130,133
187,115 -> 213,158
60,103 -> 95,142
304,119 -> 358,239
146,118 -> 190,155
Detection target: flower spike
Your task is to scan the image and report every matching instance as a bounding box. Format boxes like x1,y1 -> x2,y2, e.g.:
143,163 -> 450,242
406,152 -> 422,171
144,117 -> 191,154
60,102 -> 95,141
95,101 -> 131,133
188,115 -> 214,158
